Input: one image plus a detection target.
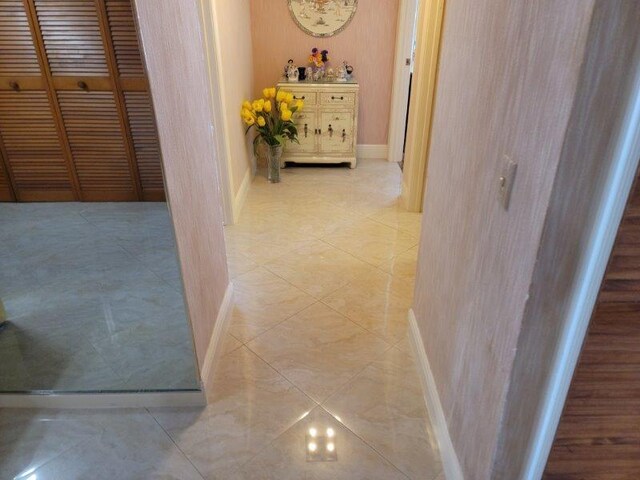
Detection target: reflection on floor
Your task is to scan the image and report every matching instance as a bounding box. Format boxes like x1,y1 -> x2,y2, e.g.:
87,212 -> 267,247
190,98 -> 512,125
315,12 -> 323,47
0,202 -> 198,392
0,160 -> 443,479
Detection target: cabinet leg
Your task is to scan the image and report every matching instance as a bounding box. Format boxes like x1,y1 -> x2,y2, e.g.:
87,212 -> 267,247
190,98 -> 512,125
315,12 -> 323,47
350,160 -> 357,169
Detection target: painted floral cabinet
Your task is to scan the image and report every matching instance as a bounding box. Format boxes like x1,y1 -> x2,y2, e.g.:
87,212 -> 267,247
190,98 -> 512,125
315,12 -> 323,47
277,81 -> 359,168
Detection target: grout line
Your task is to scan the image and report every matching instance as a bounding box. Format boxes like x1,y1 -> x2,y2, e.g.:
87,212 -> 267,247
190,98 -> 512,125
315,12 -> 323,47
145,407 -> 207,480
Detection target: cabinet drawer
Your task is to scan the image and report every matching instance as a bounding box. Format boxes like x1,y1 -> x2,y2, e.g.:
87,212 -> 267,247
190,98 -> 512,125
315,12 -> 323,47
288,90 -> 316,105
320,92 -> 355,106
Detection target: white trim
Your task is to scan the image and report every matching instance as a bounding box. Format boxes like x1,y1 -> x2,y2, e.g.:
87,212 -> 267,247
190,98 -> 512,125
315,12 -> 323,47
198,0 -> 234,225
388,0 -> 419,164
0,390 -> 205,409
356,144 -> 388,160
200,282 -> 235,390
408,309 -> 464,480
520,59 -> 640,479
232,168 -> 252,224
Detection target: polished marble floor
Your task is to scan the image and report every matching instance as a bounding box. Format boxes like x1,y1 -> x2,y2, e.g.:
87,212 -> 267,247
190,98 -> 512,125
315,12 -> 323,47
0,202 -> 198,392
0,160 -> 442,479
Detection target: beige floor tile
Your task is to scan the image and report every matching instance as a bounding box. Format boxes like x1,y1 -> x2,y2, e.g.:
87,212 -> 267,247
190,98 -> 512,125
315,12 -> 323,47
225,248 -> 258,279
264,239 -> 378,299
235,406 -> 408,480
322,217 -> 418,266
322,268 -> 414,343
247,303 -> 391,403
227,268 -> 316,342
368,204 -> 423,238
149,347 -> 316,479
324,347 -> 443,480
380,246 -> 419,279
221,333 -> 243,355
224,223 -> 316,265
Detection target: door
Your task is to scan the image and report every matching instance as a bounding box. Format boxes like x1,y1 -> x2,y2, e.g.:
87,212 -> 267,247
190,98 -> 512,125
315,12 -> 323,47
0,0 -> 165,202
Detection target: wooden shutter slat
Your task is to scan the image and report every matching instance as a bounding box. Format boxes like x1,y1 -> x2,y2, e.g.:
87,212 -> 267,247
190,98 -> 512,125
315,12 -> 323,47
0,90 -> 72,199
0,0 -> 41,76
124,91 -> 163,200
34,0 -> 109,77
105,0 -> 144,77
58,90 -> 135,199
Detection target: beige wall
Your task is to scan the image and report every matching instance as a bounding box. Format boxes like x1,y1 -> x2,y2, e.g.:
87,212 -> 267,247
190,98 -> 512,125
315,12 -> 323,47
412,0 -> 598,477
250,0 -> 399,145
134,0 -> 230,370
208,0 -> 255,201
495,3 -> 640,478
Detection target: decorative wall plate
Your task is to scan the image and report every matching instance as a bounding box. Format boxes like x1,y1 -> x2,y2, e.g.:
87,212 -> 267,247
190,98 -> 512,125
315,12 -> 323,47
288,0 -> 358,37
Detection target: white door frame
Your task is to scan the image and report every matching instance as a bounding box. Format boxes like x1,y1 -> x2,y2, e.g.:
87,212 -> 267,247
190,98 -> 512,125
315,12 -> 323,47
198,0 -> 234,225
520,58 -> 640,480
400,0 -> 445,213
388,0 -> 419,165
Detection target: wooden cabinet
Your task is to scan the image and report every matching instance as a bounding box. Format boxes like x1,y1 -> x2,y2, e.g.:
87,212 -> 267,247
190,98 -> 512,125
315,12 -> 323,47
0,0 -> 164,202
277,81 -> 359,168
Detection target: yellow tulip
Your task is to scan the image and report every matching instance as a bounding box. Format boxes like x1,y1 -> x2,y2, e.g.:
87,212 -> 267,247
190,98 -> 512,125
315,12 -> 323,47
280,102 -> 289,112
252,99 -> 264,112
276,90 -> 287,102
296,100 -> 304,111
263,88 -> 271,99
241,108 -> 254,120
285,93 -> 294,104
269,87 -> 276,98
263,100 -> 272,112
244,116 -> 255,126
257,116 -> 266,127
281,109 -> 292,122
242,100 -> 252,110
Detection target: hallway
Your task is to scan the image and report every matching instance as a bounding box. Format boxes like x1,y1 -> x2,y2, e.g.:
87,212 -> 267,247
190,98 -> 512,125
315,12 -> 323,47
1,160 -> 442,479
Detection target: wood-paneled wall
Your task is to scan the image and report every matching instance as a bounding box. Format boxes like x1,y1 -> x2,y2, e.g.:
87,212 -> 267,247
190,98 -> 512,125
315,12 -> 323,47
0,0 -> 164,202
544,170 -> 640,479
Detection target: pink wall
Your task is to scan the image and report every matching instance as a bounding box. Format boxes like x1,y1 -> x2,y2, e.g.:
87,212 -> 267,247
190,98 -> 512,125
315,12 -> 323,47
134,0 -> 230,371
412,0 -> 596,477
250,0 -> 400,145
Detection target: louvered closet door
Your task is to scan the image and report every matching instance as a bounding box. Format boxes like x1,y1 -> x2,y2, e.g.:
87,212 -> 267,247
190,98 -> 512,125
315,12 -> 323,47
0,0 -> 75,201
33,0 -> 138,201
106,0 -> 164,200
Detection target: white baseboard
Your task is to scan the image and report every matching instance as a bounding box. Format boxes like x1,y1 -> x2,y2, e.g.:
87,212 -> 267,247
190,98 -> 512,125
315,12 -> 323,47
0,390 -> 205,409
200,282 -> 234,390
408,309 -> 464,480
232,168 -> 252,225
357,144 -> 389,160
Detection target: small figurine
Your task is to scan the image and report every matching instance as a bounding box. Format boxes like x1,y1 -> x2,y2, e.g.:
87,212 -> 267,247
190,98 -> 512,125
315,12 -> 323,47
336,65 -> 347,82
305,66 -> 313,82
287,61 -> 299,82
284,59 -> 295,78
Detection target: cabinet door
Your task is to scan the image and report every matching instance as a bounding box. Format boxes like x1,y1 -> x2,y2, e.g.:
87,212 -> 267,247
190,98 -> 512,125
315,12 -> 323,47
320,111 -> 354,153
287,110 -> 318,154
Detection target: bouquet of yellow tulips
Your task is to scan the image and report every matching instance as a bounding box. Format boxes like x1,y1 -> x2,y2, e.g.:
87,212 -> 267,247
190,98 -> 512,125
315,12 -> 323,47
241,87 -> 304,152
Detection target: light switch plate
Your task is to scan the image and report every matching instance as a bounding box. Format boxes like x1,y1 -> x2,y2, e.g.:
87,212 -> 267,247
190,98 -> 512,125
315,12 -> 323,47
499,156 -> 518,210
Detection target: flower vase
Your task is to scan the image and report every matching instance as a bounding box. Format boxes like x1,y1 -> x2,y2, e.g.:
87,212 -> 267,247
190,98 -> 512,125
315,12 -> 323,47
267,144 -> 283,183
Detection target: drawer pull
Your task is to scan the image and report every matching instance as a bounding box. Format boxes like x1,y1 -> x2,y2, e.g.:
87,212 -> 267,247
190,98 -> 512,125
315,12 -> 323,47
328,124 -> 333,137
77,81 -> 89,91
304,124 -> 308,138
294,95 -> 305,100
334,116 -> 340,121
9,81 -> 19,92
342,129 -> 346,142
331,96 -> 345,100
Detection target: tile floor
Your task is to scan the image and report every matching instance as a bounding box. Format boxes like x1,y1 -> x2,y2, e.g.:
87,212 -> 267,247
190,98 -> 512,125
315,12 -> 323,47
0,160 -> 442,479
0,202 -> 198,392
